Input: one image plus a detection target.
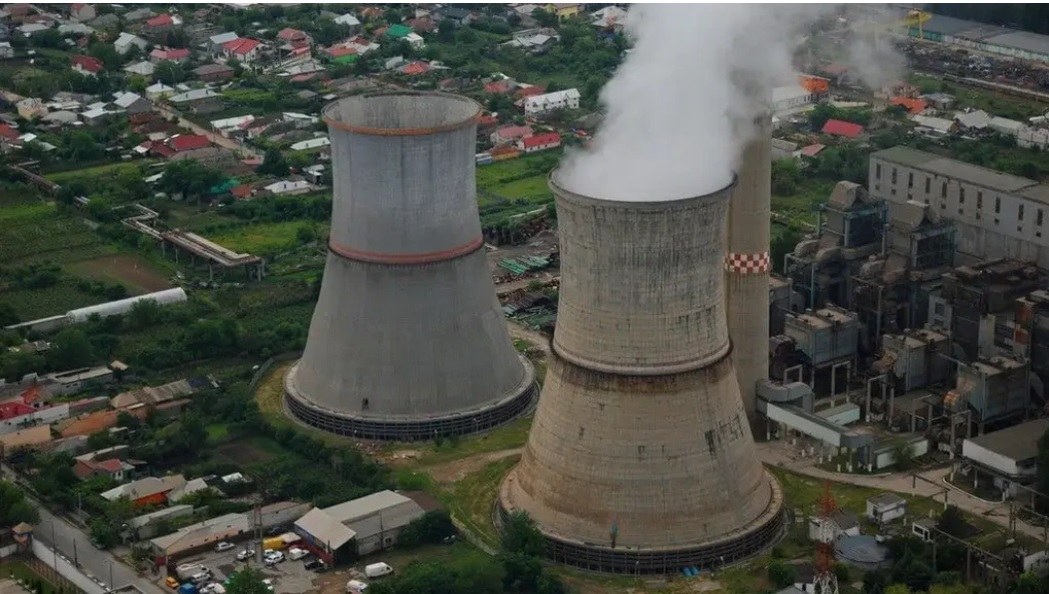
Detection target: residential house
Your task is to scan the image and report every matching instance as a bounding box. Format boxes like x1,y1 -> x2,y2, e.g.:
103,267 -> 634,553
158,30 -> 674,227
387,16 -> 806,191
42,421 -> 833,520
911,114 -> 957,137
820,119 -> 864,139
771,138 -> 799,161
436,6 -> 474,25
890,96 -> 927,115
0,425 -> 52,450
16,23 -> 49,37
150,47 -> 190,63
404,32 -> 425,49
41,110 -> 79,127
386,23 -> 412,41
71,55 -> 103,77
56,406 -> 148,437
990,116 -> 1024,137
288,137 -> 329,151
0,123 -> 19,144
114,32 -> 149,55
484,79 -> 513,95
193,63 -> 234,83
57,22 -> 94,36
113,92 -> 152,115
73,447 -> 133,481
150,134 -> 212,159
4,4 -> 33,23
145,82 -> 175,101
808,510 -> 860,543
591,5 -> 627,31
127,505 -> 195,540
401,61 -> 429,76
123,60 -> 156,77
333,13 -> 361,30
522,88 -> 580,115
517,132 -> 561,153
211,114 -> 255,137
123,8 -> 156,23
282,112 -> 318,127
168,88 -> 221,106
954,109 -> 992,132
207,31 -> 239,54
922,92 -> 956,110
80,106 -> 111,126
544,3 -> 582,20
16,97 -> 47,120
144,13 -> 177,33
88,13 -> 119,33
277,28 -> 311,49
491,124 -> 533,145
406,17 -> 435,33
223,37 -> 261,63
358,6 -> 384,21
0,42 -> 12,59
100,474 -> 186,507
505,31 -> 556,52
263,180 -> 312,195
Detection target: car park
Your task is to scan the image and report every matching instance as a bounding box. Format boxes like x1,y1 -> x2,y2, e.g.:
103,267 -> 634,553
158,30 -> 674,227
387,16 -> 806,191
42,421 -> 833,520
215,542 -> 235,553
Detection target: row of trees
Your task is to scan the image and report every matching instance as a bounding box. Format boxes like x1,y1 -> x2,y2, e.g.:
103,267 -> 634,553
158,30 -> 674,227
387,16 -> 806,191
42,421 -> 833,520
0,480 -> 40,526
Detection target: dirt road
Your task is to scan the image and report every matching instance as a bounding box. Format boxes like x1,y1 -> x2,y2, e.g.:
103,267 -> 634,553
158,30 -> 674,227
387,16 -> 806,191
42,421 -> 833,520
507,322 -> 551,356
153,103 -> 261,160
424,448 -> 524,483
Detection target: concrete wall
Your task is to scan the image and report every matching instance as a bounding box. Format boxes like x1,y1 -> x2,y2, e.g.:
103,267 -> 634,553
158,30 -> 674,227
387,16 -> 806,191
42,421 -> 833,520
32,538 -> 106,594
0,404 -> 71,436
962,438 -> 1022,476
869,153 -> 1049,268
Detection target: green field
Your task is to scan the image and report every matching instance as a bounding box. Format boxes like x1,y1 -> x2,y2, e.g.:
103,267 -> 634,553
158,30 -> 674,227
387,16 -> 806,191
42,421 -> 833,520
0,198 -> 117,266
46,161 -> 154,185
772,178 -> 835,227
2,279 -> 107,321
208,222 -> 325,255
493,175 -> 553,203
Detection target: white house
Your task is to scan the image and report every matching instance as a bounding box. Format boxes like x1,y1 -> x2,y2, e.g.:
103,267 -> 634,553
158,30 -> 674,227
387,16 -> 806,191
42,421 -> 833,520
808,511 -> 860,543
333,13 -> 361,28
145,82 -> 175,101
114,32 -> 150,55
0,42 -> 13,59
522,88 -> 580,115
123,60 -> 156,77
989,116 -> 1024,137
282,112 -> 318,127
866,493 -> 906,525
289,137 -> 330,151
211,114 -> 255,136
264,180 -> 313,195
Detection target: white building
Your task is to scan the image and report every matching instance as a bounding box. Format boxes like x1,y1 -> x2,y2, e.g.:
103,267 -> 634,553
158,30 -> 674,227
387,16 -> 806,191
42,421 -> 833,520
808,511 -> 860,543
123,60 -> 156,77
523,88 -> 580,115
211,114 -> 255,136
145,83 -> 175,101
289,137 -> 329,151
264,180 -> 313,195
962,418 -> 1049,498
333,13 -> 361,27
293,491 -> 427,556
114,32 -> 149,55
0,42 -> 13,59
866,493 -> 907,525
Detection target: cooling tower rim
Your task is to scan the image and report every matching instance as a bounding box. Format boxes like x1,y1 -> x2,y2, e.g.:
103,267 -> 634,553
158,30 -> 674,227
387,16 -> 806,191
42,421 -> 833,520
549,168 -> 738,208
323,91 -> 482,137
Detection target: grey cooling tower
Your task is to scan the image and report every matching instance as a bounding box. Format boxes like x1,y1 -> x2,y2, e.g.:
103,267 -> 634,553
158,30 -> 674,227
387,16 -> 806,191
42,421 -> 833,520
500,172 -> 784,574
284,92 -> 536,440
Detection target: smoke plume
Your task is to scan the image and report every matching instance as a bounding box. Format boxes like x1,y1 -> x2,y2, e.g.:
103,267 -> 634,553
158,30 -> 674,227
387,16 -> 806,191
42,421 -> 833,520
558,4 -> 901,202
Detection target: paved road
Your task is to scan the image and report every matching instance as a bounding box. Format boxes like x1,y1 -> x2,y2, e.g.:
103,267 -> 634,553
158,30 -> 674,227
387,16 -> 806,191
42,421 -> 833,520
757,440 -> 1049,543
152,104 -> 261,160
3,464 -> 168,594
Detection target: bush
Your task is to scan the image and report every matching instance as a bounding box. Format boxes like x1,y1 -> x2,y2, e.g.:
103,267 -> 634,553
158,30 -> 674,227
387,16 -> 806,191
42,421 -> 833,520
768,560 -> 797,589
397,510 -> 456,548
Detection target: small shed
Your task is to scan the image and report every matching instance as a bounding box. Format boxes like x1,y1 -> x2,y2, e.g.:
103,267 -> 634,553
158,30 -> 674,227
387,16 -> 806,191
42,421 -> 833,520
866,492 -> 906,525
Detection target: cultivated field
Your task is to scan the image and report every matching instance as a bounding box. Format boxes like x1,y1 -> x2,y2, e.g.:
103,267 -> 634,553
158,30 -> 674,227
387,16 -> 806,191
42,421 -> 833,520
67,253 -> 173,294
209,222 -> 329,255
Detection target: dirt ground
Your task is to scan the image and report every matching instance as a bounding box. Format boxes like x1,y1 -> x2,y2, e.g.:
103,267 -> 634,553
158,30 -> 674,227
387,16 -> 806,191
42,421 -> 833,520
423,448 -> 524,483
67,254 -> 171,294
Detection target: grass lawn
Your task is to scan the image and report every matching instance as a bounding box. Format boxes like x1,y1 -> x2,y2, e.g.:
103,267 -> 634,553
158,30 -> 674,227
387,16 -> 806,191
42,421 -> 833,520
0,562 -> 61,594
772,178 -> 835,227
493,175 -> 553,202
206,423 -> 229,442
2,279 -> 108,321
476,153 -> 559,190
442,456 -> 518,549
46,161 -> 154,185
382,415 -> 532,467
209,222 -> 326,255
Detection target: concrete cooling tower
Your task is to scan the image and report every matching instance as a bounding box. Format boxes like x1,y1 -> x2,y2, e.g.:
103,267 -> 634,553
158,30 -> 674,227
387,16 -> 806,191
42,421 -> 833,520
284,92 -> 536,440
500,172 -> 785,574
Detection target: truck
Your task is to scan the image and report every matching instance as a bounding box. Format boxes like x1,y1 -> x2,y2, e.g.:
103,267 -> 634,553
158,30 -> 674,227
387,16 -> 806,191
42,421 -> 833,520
262,537 -> 285,551
175,564 -> 206,581
179,583 -> 198,594
364,563 -> 393,579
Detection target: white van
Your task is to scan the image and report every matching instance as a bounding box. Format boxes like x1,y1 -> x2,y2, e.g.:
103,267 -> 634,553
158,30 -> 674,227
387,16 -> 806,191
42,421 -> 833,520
364,563 -> 393,579
345,580 -> 368,593
287,547 -> 308,561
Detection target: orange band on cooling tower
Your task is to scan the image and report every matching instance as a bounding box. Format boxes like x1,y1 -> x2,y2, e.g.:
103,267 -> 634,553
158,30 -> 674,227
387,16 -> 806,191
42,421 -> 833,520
329,236 -> 484,265
725,251 -> 771,275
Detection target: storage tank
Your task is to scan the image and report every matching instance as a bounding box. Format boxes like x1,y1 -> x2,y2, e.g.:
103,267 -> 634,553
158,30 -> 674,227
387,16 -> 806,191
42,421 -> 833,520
284,92 -> 536,441
501,171 -> 785,574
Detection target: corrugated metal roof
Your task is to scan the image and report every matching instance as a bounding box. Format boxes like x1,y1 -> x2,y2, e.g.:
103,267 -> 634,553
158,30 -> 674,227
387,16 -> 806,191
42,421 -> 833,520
985,30 -> 1049,56
871,146 -> 1040,195
294,508 -> 356,550
324,490 -> 414,523
965,418 -> 1049,462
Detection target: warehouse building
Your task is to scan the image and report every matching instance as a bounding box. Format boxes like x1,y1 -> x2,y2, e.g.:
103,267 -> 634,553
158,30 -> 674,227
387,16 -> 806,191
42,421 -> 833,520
293,491 -> 429,561
961,418 -> 1049,499
898,11 -> 1049,64
869,146 -> 1049,269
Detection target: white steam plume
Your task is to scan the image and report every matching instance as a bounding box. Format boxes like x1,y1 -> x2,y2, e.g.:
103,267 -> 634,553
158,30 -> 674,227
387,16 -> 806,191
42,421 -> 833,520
558,4 -> 900,202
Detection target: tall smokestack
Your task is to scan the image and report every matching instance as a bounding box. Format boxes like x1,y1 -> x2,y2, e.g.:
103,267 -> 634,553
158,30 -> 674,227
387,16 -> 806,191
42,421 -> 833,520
500,172 -> 785,574
284,92 -> 536,440
726,92 -> 773,422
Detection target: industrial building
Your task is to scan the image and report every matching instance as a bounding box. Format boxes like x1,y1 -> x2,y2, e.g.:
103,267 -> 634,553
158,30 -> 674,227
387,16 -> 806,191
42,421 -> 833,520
292,491 -> 428,561
869,146 -> 1049,269
895,11 -> 1049,65
961,418 -> 1049,498
284,92 -> 536,440
502,172 -> 785,574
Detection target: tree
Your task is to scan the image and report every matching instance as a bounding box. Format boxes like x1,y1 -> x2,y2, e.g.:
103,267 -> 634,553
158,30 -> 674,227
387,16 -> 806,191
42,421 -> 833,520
767,560 -> 797,589
0,481 -> 39,525
0,303 -> 19,327
154,60 -> 186,86
885,586 -> 911,594
65,130 -> 104,163
437,19 -> 456,43
256,147 -> 289,176
532,8 -> 559,27
226,567 -> 271,594
936,505 -> 967,538
89,518 -> 118,548
49,328 -> 95,369
159,159 -> 225,202
1035,427 -> 1049,514
771,158 -> 801,196
863,568 -> 889,594
127,75 -> 148,94
501,511 -> 544,557
891,440 -> 917,471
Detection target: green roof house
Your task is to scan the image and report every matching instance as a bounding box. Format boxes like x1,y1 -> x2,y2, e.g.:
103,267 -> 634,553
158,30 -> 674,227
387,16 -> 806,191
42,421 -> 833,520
386,24 -> 412,39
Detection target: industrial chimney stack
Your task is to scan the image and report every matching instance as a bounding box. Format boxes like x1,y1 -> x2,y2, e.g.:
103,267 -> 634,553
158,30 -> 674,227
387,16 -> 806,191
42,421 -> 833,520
284,92 -> 536,440
501,172 -> 784,574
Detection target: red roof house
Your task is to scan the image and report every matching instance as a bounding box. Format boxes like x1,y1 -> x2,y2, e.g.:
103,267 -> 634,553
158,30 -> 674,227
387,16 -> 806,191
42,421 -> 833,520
223,37 -> 261,61
277,28 -> 311,47
516,85 -> 546,98
327,46 -> 357,58
0,401 -> 34,420
821,119 -> 864,139
71,55 -> 104,76
890,96 -> 927,115
406,17 -> 436,32
150,47 -> 191,62
0,124 -> 19,141
484,80 -> 512,95
519,132 -> 562,152
492,124 -> 533,144
145,13 -> 174,28
151,134 -> 212,158
799,143 -> 826,158
402,61 -> 430,76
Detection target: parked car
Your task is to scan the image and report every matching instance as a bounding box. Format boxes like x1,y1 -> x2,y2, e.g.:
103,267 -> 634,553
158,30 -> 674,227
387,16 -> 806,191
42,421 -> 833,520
165,577 -> 179,589
287,548 -> 308,561
236,549 -> 255,561
364,563 -> 392,579
215,542 -> 234,552
346,580 -> 368,593
261,579 -> 274,592
264,551 -> 285,566
304,559 -> 326,572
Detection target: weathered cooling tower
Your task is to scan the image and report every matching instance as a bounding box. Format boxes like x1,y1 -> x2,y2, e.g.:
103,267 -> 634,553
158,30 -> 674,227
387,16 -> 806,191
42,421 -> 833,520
284,92 -> 536,440
727,109 -> 773,422
500,172 -> 785,574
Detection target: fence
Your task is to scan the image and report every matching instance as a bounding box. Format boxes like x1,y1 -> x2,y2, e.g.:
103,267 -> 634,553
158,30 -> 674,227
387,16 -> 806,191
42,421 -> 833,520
29,540 -> 102,594
246,352 -> 301,393
25,555 -> 89,594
